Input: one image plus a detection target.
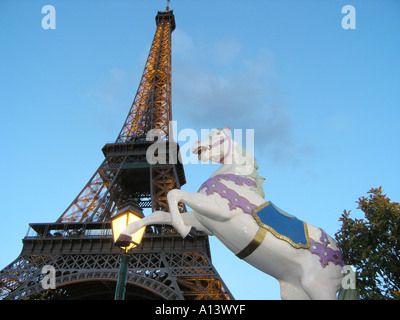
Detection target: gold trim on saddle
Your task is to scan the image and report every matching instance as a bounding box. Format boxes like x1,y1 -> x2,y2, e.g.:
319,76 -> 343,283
235,202 -> 311,260
252,202 -> 311,249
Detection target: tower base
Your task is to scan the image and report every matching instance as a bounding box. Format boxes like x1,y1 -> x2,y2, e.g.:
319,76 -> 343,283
0,222 -> 233,300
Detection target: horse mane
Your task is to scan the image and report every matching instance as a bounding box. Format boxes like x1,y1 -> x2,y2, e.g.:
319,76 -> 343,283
231,140 -> 266,199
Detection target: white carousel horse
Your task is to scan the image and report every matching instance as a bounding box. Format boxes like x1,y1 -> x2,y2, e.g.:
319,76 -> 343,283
116,127 -> 345,300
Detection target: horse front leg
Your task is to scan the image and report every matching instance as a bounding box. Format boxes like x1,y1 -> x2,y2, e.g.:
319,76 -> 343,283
115,210 -> 212,247
167,189 -> 193,238
115,211 -> 172,247
167,189 -> 231,239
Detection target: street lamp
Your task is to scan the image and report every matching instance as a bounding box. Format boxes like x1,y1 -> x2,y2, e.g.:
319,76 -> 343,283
111,202 -> 145,300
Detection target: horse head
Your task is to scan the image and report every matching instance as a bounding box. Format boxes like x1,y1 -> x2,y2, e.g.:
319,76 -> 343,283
191,127 -> 232,164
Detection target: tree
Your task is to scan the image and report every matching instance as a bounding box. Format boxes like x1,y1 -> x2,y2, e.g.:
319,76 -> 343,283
335,187 -> 400,299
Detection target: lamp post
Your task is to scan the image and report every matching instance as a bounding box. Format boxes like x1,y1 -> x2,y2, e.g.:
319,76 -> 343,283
111,202 -> 145,300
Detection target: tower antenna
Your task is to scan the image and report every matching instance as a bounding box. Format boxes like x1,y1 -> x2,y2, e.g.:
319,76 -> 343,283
166,0 -> 170,11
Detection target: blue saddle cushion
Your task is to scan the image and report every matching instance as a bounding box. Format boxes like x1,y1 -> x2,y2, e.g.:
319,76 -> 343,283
252,202 -> 310,249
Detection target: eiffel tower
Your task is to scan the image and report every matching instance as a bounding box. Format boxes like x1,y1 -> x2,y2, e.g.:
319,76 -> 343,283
0,5 -> 233,300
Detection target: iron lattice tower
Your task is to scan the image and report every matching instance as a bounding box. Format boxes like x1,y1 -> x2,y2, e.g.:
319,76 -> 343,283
0,8 -> 233,300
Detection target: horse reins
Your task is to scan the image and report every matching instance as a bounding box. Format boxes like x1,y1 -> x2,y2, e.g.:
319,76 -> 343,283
209,131 -> 232,164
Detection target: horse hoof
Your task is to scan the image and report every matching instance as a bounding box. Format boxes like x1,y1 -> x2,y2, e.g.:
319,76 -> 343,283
185,227 -> 197,242
115,234 -> 132,247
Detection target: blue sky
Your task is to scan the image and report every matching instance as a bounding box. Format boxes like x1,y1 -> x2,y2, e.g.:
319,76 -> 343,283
0,0 -> 399,300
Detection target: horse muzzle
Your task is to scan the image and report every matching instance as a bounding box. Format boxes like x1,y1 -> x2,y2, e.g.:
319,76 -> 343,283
192,141 -> 208,157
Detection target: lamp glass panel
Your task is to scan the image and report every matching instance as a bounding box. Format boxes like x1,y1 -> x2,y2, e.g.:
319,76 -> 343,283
112,212 -> 145,251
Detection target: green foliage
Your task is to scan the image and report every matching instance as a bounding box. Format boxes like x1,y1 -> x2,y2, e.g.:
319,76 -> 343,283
335,187 -> 400,300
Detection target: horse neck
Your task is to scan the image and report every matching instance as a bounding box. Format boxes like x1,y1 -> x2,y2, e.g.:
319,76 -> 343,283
212,158 -> 255,178
225,141 -> 255,174
211,142 -> 265,199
